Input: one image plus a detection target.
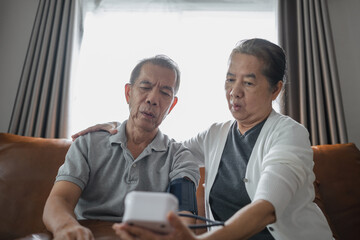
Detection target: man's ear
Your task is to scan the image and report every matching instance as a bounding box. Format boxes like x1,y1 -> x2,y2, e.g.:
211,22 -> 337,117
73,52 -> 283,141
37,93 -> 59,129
168,96 -> 178,114
125,83 -> 131,103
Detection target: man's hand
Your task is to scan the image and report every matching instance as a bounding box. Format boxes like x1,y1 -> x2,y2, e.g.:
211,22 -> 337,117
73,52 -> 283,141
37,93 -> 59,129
112,211 -> 197,240
53,224 -> 94,240
71,122 -> 118,141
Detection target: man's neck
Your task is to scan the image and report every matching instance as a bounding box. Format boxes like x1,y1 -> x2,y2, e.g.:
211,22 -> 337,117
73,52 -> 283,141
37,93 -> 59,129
125,122 -> 158,159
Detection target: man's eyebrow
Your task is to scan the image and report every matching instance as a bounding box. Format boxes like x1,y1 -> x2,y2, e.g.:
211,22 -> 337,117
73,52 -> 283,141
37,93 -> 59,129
138,80 -> 174,92
161,85 -> 174,92
226,72 -> 236,77
138,80 -> 152,85
245,73 -> 256,79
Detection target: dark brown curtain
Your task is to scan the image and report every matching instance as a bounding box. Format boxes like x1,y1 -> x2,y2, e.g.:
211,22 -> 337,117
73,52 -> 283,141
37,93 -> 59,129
278,0 -> 348,145
8,0 -> 83,138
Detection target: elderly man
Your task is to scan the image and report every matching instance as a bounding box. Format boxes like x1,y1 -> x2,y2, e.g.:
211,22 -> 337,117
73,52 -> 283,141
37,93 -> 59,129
43,55 -> 200,239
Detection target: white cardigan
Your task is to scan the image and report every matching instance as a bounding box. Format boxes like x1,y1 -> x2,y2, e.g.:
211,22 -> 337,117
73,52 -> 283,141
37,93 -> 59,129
184,110 -> 333,240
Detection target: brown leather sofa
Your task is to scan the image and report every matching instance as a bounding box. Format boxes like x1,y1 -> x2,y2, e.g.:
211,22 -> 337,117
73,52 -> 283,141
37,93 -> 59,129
1,133 -> 359,240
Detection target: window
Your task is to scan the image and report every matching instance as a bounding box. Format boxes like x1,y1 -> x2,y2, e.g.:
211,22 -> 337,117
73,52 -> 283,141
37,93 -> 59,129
69,0 -> 278,141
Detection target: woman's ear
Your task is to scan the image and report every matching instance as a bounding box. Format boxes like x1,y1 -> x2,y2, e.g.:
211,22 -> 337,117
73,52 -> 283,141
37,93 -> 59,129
125,83 -> 131,104
272,81 -> 283,100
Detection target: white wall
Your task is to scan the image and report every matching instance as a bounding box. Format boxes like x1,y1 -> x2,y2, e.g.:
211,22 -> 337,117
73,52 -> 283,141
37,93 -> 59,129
0,0 -> 359,148
0,0 -> 39,132
328,0 -> 360,147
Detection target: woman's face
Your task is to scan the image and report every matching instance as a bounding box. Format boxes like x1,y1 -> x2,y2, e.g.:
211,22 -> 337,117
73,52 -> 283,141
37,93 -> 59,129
225,53 -> 282,133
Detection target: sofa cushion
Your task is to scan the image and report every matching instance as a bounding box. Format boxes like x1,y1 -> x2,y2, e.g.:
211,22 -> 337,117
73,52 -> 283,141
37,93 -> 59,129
0,133 -> 71,240
312,143 -> 360,240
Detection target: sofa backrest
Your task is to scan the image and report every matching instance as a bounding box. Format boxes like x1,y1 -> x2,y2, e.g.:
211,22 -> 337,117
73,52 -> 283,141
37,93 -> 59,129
0,133 -> 71,240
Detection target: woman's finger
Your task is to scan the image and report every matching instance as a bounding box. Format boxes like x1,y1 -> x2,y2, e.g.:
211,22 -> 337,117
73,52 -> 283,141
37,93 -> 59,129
113,223 -> 160,240
167,212 -> 196,240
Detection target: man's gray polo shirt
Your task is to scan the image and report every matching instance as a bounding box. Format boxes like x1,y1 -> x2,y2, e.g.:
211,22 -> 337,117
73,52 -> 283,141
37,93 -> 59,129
56,120 -> 200,221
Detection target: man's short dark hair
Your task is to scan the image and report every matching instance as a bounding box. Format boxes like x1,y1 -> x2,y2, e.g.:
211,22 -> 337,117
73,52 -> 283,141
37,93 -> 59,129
129,55 -> 181,95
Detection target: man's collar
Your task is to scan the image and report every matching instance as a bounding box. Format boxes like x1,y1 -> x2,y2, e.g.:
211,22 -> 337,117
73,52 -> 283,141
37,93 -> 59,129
109,120 -> 127,145
150,130 -> 168,152
109,120 -> 169,152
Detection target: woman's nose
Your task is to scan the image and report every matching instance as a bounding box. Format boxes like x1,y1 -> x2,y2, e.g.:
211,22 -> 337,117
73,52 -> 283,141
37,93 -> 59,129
230,81 -> 243,98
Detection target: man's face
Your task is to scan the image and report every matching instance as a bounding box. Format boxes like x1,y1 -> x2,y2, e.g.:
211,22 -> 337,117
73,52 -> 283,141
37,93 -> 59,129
225,53 -> 281,131
125,63 -> 178,133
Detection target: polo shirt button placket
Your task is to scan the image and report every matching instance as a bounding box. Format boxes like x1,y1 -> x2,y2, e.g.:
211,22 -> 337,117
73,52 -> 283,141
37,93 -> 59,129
127,161 -> 139,183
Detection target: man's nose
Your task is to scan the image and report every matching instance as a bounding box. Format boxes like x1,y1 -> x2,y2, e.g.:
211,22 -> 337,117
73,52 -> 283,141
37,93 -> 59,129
146,90 -> 159,106
230,81 -> 244,98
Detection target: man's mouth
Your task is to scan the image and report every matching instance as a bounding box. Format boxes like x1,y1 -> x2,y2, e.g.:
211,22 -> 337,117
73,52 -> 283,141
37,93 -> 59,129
141,111 -> 155,119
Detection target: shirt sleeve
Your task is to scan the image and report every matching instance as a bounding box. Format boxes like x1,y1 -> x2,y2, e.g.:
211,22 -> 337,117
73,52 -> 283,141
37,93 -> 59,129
183,129 -> 210,167
168,142 -> 200,188
56,136 -> 90,190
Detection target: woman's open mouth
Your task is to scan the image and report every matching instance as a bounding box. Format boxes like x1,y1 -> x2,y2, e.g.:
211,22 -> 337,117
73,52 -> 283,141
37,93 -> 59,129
231,101 -> 241,111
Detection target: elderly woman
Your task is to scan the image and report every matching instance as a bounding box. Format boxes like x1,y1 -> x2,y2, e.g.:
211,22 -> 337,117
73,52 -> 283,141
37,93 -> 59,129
75,39 -> 333,240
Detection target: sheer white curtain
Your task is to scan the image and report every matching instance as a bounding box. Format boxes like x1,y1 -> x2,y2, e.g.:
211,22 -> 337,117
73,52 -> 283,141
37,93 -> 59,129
71,0 -> 278,141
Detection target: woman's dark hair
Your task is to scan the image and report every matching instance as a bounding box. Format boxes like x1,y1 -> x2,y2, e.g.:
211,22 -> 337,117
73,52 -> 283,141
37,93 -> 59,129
230,38 -> 286,89
129,55 -> 180,95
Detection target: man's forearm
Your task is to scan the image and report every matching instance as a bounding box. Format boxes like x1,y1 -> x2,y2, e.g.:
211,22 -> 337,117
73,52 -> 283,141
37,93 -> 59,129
43,181 -> 94,239
43,195 -> 80,233
43,181 -> 83,235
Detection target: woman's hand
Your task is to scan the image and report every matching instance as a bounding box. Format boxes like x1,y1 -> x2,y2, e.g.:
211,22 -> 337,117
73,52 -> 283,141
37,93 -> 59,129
112,212 -> 197,240
71,122 -> 118,141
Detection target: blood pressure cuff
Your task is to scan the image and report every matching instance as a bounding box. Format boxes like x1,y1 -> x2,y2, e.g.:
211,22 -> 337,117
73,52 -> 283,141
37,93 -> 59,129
167,177 -> 198,215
